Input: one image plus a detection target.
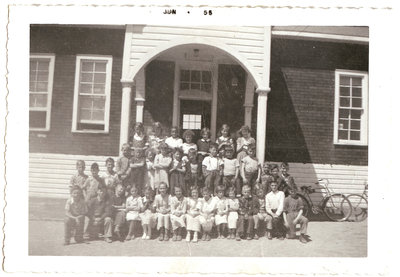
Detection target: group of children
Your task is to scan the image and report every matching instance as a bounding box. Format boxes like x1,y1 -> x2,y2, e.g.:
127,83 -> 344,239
65,122 -> 310,245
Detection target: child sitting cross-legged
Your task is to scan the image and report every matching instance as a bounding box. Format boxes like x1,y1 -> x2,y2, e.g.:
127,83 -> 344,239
283,187 -> 309,244
170,186 -> 187,241
64,186 -> 87,245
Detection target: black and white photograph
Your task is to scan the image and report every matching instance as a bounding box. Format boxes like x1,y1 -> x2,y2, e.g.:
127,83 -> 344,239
1,1 -> 398,276
27,24 -> 368,257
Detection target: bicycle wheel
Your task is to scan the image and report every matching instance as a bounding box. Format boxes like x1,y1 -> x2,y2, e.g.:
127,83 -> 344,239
346,194 -> 368,222
322,194 -> 352,222
297,193 -> 311,218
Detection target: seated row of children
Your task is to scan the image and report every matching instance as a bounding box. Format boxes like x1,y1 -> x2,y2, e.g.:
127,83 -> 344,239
65,177 -> 309,245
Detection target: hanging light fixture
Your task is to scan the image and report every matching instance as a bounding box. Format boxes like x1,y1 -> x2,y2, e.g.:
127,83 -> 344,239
193,48 -> 199,57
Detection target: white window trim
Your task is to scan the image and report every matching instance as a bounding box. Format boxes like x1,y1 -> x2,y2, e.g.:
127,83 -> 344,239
72,55 -> 113,133
334,69 -> 368,146
29,53 -> 55,131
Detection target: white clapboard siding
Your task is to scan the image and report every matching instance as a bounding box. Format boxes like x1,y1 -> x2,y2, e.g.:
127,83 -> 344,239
269,162 -> 368,205
126,25 -> 268,85
29,153 -> 117,199
30,153 -> 368,205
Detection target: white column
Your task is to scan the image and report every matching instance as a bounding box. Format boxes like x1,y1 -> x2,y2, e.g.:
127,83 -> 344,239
135,68 -> 146,123
210,64 -> 218,141
256,88 -> 271,166
172,62 -> 180,127
244,76 -> 255,127
119,81 -> 134,149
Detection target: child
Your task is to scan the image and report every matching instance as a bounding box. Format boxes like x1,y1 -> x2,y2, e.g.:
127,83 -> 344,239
202,143 -> 223,194
236,125 -> 256,163
253,188 -> 267,240
110,184 -> 126,240
216,124 -> 235,157
139,187 -> 157,240
86,187 -> 113,243
125,186 -> 143,240
129,148 -> 146,195
154,142 -> 172,191
148,121 -> 166,154
101,157 -> 119,196
199,187 -> 216,241
182,129 -> 198,155
115,143 -> 132,189
83,163 -> 106,202
169,148 -> 186,196
278,162 -> 297,197
214,185 -> 228,239
227,187 -> 239,239
259,163 -> 273,195
69,160 -> 88,191
265,181 -> 285,240
165,126 -> 183,150
185,149 -> 202,196
240,144 -> 261,192
130,122 -> 148,151
154,182 -> 172,241
170,186 -> 187,241
237,185 -> 258,241
221,145 -> 240,196
197,127 -> 211,162
185,187 -> 202,243
145,149 -> 156,191
64,186 -> 87,245
283,187 -> 309,243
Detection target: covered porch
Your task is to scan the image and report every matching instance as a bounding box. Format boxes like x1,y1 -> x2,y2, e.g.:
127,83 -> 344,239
119,25 -> 271,164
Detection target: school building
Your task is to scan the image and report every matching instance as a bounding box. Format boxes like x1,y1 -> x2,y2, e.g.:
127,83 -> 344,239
29,25 -> 368,199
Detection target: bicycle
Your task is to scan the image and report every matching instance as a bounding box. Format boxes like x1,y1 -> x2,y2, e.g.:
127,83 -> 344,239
297,179 -> 352,222
346,182 -> 368,222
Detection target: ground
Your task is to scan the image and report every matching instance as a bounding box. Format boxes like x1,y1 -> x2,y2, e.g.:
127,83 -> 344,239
29,197 -> 367,257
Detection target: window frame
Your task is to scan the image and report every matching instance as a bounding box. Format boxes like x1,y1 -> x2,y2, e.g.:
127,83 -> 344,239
29,53 -> 55,131
333,69 -> 368,146
72,55 -> 113,133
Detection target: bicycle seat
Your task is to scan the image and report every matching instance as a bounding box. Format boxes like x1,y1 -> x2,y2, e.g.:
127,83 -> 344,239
301,186 -> 315,193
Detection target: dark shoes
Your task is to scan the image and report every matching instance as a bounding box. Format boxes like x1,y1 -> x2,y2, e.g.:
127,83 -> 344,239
158,233 -> 164,241
266,232 -> 272,240
236,234 -> 241,241
299,234 -> 308,244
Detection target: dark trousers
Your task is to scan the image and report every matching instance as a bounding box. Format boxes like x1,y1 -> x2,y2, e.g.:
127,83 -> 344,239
237,215 -> 255,236
87,216 -> 113,239
223,176 -> 241,195
265,209 -> 285,237
244,171 -> 258,192
113,211 -> 126,227
64,217 -> 85,243
204,170 -> 221,193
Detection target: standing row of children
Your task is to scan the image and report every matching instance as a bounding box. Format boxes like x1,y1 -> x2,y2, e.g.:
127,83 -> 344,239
65,122 -> 307,245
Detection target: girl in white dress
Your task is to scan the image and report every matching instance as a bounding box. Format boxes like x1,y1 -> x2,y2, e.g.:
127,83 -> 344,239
214,185 -> 228,239
125,186 -> 143,240
185,187 -> 202,243
227,187 -> 240,239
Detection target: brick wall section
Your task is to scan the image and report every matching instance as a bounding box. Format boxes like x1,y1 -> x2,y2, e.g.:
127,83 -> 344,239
267,39 -> 368,165
29,26 -> 125,156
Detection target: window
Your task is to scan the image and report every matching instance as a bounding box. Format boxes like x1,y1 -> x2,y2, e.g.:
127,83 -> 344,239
29,54 -> 55,131
72,55 -> 113,133
182,114 -> 202,130
334,70 -> 368,145
180,69 -> 212,93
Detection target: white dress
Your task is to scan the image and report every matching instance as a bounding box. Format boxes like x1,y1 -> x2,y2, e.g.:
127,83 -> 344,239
126,195 -> 143,221
227,198 -> 239,229
214,197 -> 228,225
